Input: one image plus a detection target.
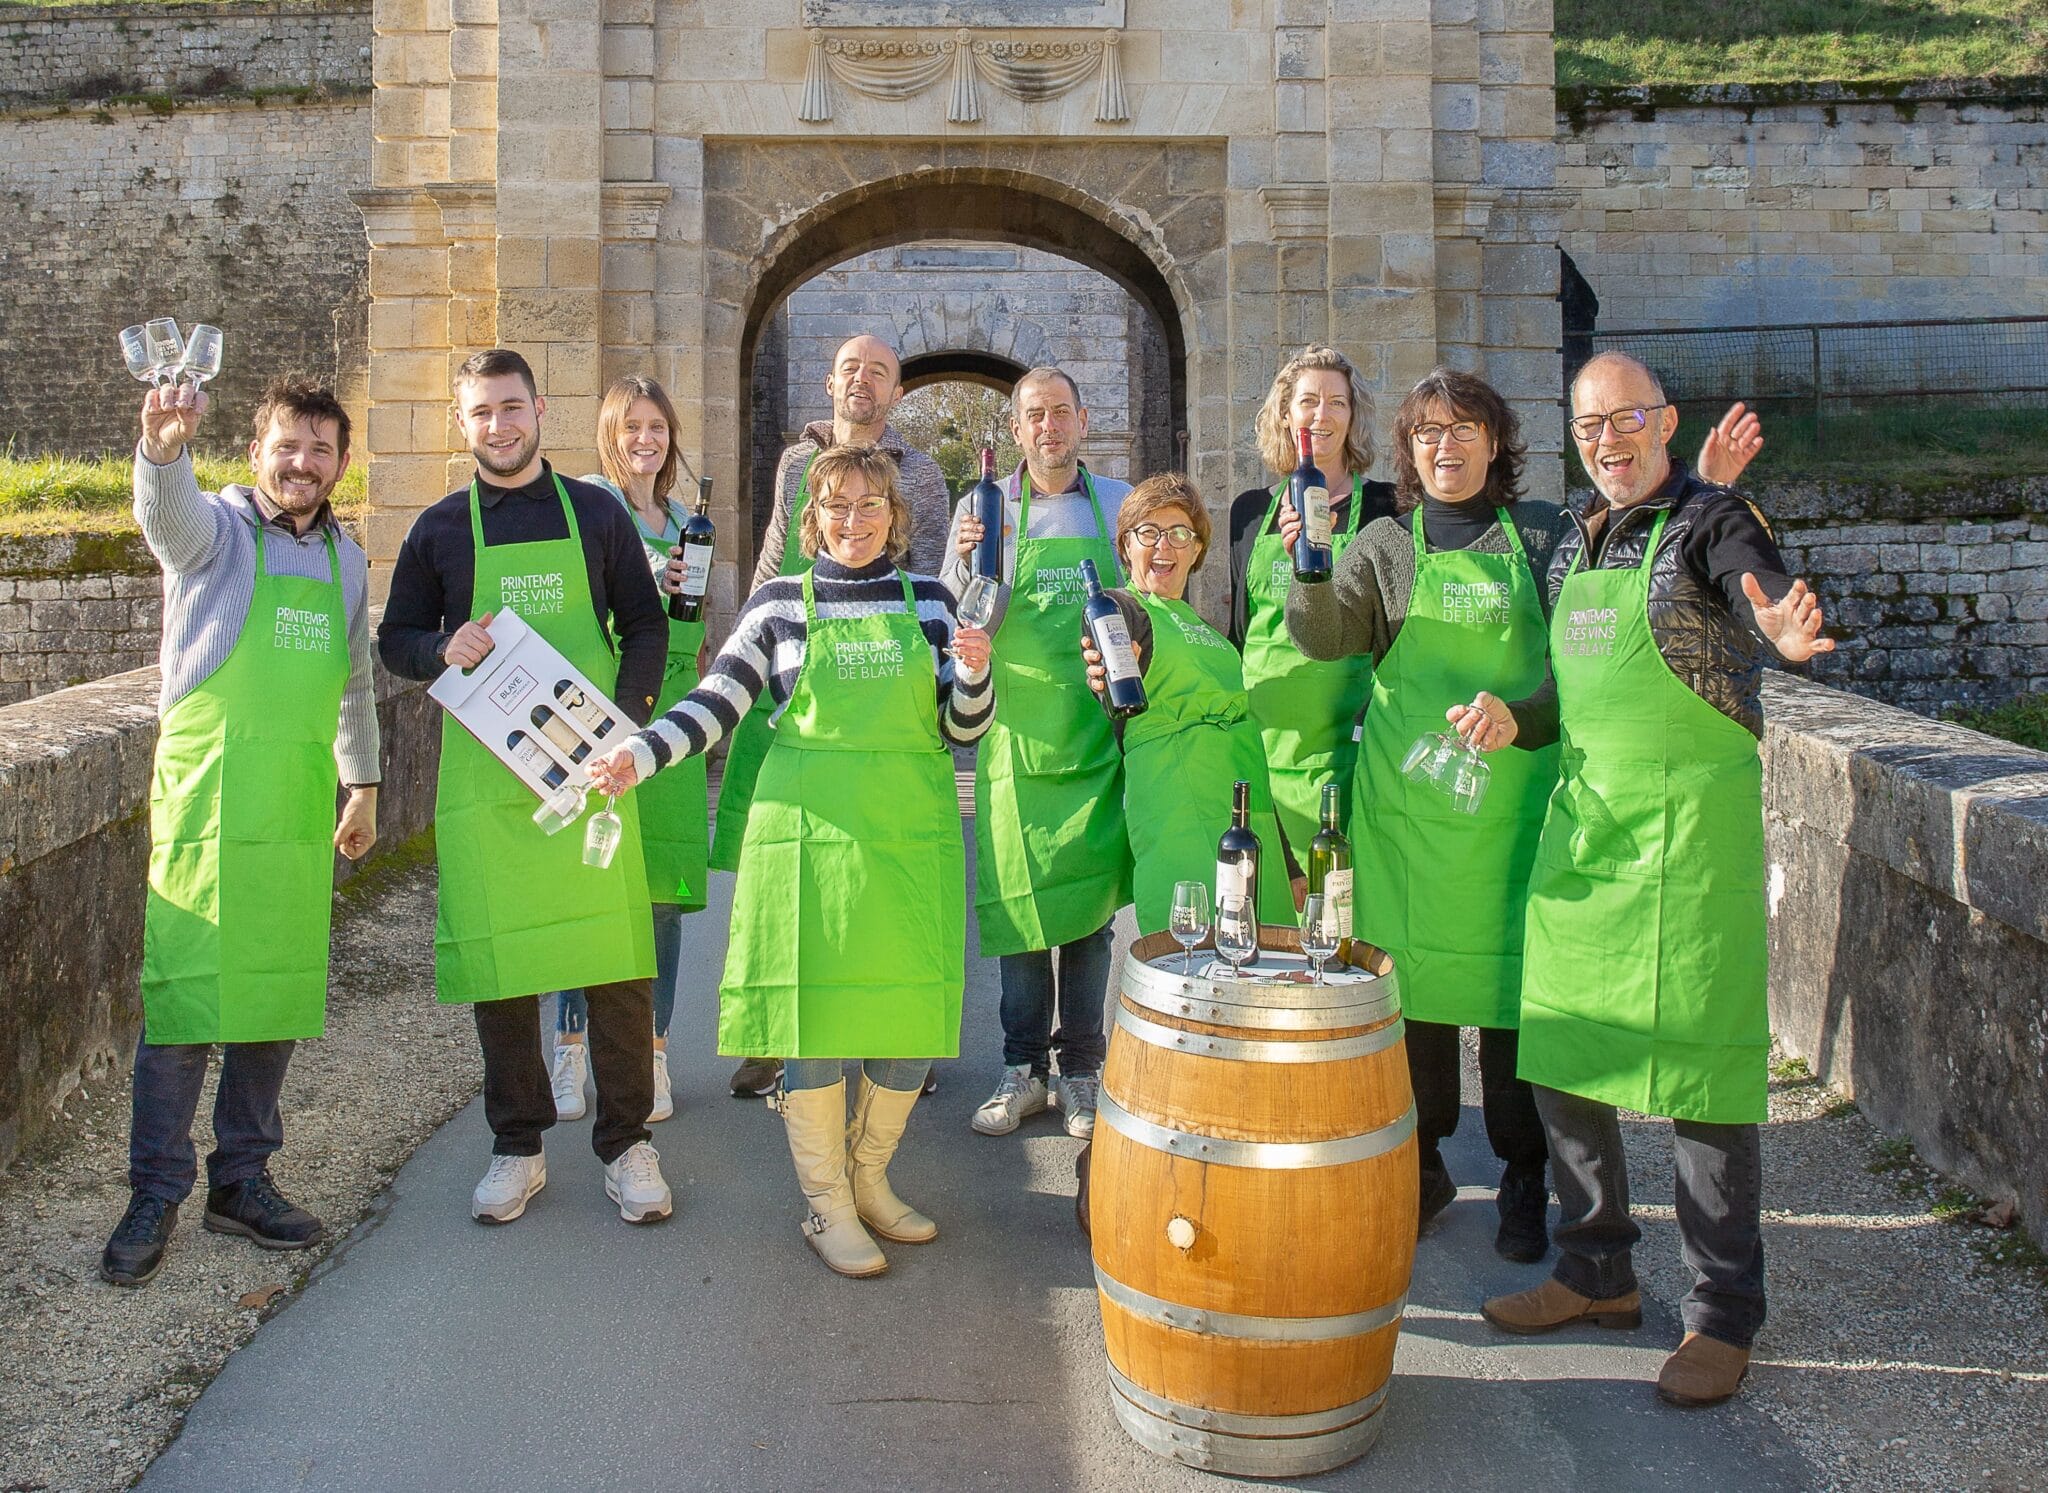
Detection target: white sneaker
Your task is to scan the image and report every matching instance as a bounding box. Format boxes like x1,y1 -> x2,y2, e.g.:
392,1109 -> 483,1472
472,1152 -> 546,1224
604,1141 -> 673,1224
1051,1072 -> 1099,1140
971,1064 -> 1049,1136
650,1050 -> 675,1123
550,1041 -> 589,1122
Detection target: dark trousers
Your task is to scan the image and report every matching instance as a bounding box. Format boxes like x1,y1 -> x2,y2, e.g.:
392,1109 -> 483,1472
474,980 -> 653,1165
997,921 -> 1113,1078
1406,1020 -> 1548,1182
1535,1084 -> 1768,1349
129,1031 -> 294,1204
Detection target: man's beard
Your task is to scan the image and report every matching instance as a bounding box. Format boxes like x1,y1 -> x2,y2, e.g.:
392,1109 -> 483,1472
834,391 -> 880,427
474,427 -> 541,478
265,472 -> 335,515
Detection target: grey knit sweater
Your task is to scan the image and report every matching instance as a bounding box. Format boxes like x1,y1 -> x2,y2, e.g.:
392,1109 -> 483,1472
749,421 -> 955,592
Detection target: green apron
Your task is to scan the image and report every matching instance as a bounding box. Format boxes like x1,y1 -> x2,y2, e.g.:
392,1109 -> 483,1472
710,456 -> 815,871
432,475 -> 656,1003
972,471 -> 1133,955
719,568 -> 964,1058
624,494 -> 708,911
141,516 -> 349,1043
1519,509 -> 1770,1124
1122,591 -> 1295,935
1352,508 -> 1558,1028
1242,475 -> 1373,855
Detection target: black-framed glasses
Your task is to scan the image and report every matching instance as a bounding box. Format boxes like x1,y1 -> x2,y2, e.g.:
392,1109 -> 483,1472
1131,522 -> 1198,550
1570,405 -> 1667,442
1411,420 -> 1484,446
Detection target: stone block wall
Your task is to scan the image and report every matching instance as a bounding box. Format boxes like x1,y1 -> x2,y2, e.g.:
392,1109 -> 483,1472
1559,84 -> 2048,331
0,534 -> 161,706
0,0 -> 372,108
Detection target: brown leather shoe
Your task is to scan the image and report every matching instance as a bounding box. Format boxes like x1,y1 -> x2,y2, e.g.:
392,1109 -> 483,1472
1656,1332 -> 1751,1407
1482,1276 -> 1642,1335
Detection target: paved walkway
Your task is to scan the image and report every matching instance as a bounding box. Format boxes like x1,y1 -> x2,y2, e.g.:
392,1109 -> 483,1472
139,833 -> 1812,1491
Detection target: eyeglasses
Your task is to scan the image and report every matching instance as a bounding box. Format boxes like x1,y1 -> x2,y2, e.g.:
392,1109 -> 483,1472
1570,405 -> 1668,442
1411,421 -> 1485,447
817,497 -> 889,522
1130,523 -> 1198,550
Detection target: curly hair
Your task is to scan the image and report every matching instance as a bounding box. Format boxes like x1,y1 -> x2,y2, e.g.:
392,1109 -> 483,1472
1253,345 -> 1376,479
1116,472 -> 1212,574
251,375 -> 350,456
797,444 -> 913,566
1389,368 -> 1526,510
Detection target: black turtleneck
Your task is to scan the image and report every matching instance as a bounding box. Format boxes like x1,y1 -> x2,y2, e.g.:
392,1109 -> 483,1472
1419,493 -> 1503,551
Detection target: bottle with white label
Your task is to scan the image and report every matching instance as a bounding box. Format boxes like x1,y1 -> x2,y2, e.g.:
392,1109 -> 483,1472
551,681 -> 617,741
531,705 -> 593,763
1214,779 -> 1262,927
1290,424 -> 1333,583
1080,557 -> 1147,720
1307,780 -> 1353,961
670,476 -> 714,624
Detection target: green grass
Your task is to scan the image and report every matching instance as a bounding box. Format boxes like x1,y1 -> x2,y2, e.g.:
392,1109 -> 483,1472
0,449 -> 368,537
1557,0 -> 2048,87
1770,1054 -> 1815,1082
1946,692 -> 2048,751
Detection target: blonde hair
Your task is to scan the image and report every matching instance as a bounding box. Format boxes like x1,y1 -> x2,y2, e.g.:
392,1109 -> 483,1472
797,444 -> 913,565
1254,345 -> 1377,478
595,376 -> 688,503
1116,472 -> 1212,573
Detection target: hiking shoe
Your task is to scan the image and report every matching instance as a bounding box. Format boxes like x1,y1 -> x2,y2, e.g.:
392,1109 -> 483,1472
101,1193 -> 178,1287
472,1152 -> 547,1224
1483,1277 -> 1643,1335
203,1173 -> 325,1250
603,1141 -> 673,1224
1495,1166 -> 1550,1263
971,1064 -> 1049,1136
650,1049 -> 675,1123
729,1056 -> 782,1098
550,1041 -> 589,1121
1051,1072 -> 1099,1139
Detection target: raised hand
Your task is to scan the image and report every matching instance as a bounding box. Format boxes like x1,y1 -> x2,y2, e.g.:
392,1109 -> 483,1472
1446,690 -> 1518,752
1698,402 -> 1764,488
1741,573 -> 1834,663
139,382 -> 209,465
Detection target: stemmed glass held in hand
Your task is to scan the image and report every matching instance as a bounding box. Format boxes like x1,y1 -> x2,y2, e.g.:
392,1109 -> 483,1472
945,572 -> 998,659
1300,893 -> 1339,985
1401,728 -> 1490,815
1169,880 -> 1210,974
119,326 -> 162,385
583,791 -> 624,869
177,325 -> 224,388
1214,894 -> 1257,981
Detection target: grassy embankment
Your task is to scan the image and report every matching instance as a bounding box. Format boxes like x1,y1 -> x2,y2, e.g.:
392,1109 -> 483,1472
0,450 -> 369,537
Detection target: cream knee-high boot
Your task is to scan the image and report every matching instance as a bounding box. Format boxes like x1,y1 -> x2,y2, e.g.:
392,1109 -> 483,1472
780,1079 -> 887,1278
847,1074 -> 937,1244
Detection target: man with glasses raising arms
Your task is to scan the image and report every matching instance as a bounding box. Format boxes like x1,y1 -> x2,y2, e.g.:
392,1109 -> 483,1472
1448,351 -> 1831,1409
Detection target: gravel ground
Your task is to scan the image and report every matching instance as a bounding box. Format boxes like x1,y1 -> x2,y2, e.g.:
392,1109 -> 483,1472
0,859 -> 478,1493
0,856 -> 2042,1493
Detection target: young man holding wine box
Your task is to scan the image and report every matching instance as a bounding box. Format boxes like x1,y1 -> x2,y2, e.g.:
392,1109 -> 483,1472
378,348 -> 675,1228
103,376 -> 380,1287
940,366 -> 1134,1143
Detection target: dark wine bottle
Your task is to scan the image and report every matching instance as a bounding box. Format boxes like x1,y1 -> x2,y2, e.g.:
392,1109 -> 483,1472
972,445 -> 1004,581
1290,424 -> 1333,584
1215,779 -> 1262,921
1306,780 -> 1353,960
1080,557 -> 1147,720
670,476 -> 714,623
506,730 -> 570,789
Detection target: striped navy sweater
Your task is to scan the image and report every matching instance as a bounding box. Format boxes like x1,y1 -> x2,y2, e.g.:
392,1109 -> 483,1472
625,554 -> 994,780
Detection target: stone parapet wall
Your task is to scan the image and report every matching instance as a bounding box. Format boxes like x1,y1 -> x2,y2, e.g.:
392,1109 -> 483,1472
0,533 -> 161,706
0,625 -> 438,1171
1764,672 -> 2048,1228
0,0 -> 372,108
1558,84 -> 2048,330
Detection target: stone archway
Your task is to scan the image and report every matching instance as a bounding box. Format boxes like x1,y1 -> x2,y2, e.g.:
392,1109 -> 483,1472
899,351 -> 1024,396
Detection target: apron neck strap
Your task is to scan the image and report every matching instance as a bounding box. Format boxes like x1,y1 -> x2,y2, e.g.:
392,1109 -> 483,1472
468,469 -> 581,552
245,508 -> 338,585
1412,503 -> 1526,563
1020,466 -> 1122,584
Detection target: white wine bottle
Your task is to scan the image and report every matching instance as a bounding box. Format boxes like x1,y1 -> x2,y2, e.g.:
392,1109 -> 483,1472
1306,780 -> 1353,962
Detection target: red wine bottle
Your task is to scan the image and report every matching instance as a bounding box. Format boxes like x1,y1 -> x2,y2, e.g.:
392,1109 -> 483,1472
1290,425 -> 1333,583
1080,557 -> 1146,720
1215,779 -> 1262,918
972,445 -> 1003,581
670,476 -> 714,623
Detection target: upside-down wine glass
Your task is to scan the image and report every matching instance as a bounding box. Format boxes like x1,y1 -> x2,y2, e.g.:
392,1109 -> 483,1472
582,791 -> 624,868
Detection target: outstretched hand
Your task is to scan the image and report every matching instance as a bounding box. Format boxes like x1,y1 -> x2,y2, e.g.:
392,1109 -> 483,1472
1446,690 -> 1517,753
1741,573 -> 1834,662
1698,402 -> 1764,488
139,383 -> 208,465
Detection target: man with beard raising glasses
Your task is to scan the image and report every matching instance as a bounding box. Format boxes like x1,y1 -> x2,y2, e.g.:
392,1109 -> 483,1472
379,348 -> 675,1227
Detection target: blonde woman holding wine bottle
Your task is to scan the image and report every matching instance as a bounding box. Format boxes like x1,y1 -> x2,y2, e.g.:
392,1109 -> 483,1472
587,445 -> 994,1278
545,377 -> 710,1129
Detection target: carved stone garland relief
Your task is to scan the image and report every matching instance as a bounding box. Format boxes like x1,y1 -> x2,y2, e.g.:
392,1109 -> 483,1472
798,28 -> 1131,124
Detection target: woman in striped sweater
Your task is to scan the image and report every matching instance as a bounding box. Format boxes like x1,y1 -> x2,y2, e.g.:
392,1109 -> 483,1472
591,444 -> 993,1277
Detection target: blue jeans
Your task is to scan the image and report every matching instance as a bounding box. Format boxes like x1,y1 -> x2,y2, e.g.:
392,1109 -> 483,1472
784,1058 -> 932,1093
996,921 -> 1113,1078
128,1030 -> 294,1204
554,902 -> 685,1039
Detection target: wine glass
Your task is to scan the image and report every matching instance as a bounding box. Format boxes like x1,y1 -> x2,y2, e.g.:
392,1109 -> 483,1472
1449,738 -> 1491,815
1300,893 -> 1339,985
1169,880 -> 1210,973
144,319 -> 185,382
119,325 -> 163,385
532,782 -> 587,835
583,791 -> 624,868
945,572 -> 998,658
177,324 -> 223,388
1402,730 -> 1458,785
1214,894 -> 1257,981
